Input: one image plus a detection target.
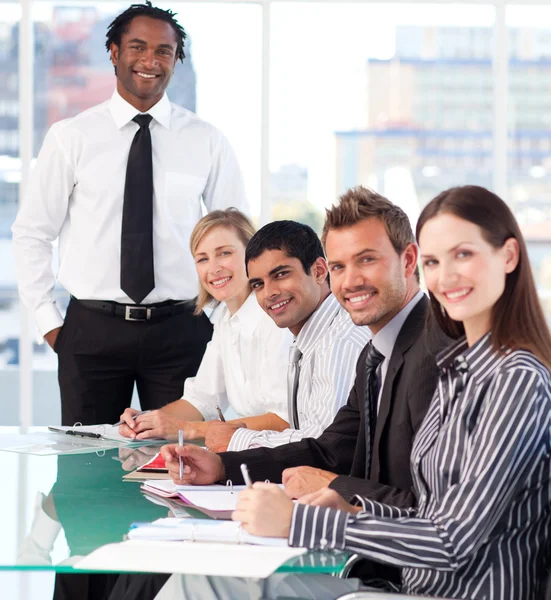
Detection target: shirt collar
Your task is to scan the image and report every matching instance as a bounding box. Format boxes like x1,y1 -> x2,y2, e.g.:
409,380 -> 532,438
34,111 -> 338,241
372,289 -> 425,360
225,292 -> 263,336
108,89 -> 171,130
295,293 -> 341,355
436,331 -> 508,383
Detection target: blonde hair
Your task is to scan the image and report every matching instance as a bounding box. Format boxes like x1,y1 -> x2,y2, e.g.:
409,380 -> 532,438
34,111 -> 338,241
190,208 -> 256,315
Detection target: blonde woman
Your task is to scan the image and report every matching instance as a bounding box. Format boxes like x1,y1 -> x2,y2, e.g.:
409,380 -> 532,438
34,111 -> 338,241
119,208 -> 292,447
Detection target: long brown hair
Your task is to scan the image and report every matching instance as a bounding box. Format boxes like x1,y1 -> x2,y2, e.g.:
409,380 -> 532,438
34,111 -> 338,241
416,185 -> 551,368
190,208 -> 255,315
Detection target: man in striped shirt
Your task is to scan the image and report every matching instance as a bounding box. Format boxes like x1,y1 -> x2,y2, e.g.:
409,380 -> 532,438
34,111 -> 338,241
204,220 -> 370,453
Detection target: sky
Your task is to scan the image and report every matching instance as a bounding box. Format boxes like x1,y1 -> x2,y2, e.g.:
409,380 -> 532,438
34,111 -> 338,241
2,2 -> 551,213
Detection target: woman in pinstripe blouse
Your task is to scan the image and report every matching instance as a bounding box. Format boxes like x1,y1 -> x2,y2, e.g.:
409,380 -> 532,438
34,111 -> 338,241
234,185 -> 551,600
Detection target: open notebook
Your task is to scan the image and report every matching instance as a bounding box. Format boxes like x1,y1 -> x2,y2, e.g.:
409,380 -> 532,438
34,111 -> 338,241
128,517 -> 288,547
48,424 -> 166,444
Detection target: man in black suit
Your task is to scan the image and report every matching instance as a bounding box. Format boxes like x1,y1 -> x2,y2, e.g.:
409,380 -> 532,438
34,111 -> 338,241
163,187 -> 447,503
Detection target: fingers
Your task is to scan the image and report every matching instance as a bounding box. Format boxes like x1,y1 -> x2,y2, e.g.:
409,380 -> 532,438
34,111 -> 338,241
118,424 -> 136,439
120,408 -> 139,429
132,415 -> 156,434
136,428 -> 163,440
296,489 -> 324,505
282,466 -> 301,485
160,444 -> 180,463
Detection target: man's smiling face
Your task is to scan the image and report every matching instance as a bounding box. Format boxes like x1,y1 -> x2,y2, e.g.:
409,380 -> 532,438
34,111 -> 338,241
110,16 -> 178,112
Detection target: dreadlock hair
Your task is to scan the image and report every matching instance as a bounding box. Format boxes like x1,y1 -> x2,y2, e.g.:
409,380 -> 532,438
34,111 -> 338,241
105,1 -> 186,62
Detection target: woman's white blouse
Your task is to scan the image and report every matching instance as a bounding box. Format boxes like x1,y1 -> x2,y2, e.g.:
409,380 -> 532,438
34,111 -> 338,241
183,293 -> 293,422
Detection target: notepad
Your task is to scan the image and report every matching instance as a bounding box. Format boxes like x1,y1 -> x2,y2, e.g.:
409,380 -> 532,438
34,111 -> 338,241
129,518 -> 287,546
142,479 -> 246,499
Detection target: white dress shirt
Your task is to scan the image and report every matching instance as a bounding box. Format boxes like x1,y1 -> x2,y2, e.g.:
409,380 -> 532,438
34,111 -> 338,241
183,293 -> 292,422
371,289 -> 425,411
12,90 -> 248,341
227,293 -> 371,451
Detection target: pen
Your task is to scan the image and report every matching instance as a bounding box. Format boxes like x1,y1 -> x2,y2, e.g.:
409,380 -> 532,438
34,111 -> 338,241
240,463 -> 253,489
178,429 -> 184,480
66,430 -> 101,439
113,410 -> 151,427
215,405 -> 226,422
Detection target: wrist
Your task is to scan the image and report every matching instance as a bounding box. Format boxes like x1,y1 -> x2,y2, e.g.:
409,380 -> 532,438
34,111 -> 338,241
215,455 -> 226,481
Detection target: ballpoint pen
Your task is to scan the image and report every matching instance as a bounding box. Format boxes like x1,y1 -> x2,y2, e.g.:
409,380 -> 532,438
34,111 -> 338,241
215,405 -> 226,422
240,463 -> 253,489
178,429 -> 184,480
66,430 -> 102,439
113,410 -> 151,427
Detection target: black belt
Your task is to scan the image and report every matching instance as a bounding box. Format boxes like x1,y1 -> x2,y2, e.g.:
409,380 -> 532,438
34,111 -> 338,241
72,297 -> 194,322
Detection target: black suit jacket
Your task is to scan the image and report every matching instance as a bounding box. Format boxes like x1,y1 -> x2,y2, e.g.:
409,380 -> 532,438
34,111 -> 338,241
221,295 -> 450,508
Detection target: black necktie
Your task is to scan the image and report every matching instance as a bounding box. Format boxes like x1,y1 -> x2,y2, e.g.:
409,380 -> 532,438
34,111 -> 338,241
364,342 -> 385,478
121,114 -> 155,304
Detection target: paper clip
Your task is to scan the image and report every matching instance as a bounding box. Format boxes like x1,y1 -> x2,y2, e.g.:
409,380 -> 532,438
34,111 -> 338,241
95,449 -> 106,458
226,480 -> 234,493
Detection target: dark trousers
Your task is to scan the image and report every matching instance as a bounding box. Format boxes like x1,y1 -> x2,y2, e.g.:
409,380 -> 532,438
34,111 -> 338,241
53,300 -> 211,599
55,298 -> 213,426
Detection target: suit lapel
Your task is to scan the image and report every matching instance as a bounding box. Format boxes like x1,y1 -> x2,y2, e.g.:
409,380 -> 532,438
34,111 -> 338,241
370,297 -> 428,481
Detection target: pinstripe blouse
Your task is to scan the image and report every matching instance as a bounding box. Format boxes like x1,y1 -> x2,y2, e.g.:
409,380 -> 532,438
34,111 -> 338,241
290,333 -> 551,599
227,293 -> 371,451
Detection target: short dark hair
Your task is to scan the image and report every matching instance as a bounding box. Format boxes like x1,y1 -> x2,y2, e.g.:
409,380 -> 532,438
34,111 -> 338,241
105,1 -> 187,62
245,220 -> 325,276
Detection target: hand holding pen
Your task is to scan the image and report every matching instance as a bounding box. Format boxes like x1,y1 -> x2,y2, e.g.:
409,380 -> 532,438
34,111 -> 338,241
232,466 -> 293,538
114,409 -> 151,427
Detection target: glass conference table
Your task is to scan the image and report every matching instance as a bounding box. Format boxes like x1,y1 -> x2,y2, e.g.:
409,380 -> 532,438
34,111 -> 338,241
0,427 -> 349,579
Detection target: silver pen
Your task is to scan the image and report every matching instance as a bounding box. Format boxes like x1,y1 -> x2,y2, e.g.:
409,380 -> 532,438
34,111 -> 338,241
178,429 -> 184,480
240,463 -> 253,489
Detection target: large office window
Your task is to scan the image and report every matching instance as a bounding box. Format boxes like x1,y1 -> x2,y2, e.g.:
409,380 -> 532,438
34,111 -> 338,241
507,4 -> 551,325
1,1 -> 551,426
270,3 -> 495,233
1,4 -> 21,419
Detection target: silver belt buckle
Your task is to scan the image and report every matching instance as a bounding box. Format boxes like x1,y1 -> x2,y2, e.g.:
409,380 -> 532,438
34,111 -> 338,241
124,306 -> 152,321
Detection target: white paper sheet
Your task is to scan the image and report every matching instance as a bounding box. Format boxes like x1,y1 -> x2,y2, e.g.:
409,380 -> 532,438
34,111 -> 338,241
74,540 -> 307,579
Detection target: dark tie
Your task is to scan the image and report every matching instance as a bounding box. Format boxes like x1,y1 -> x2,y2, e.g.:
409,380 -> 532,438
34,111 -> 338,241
364,342 -> 385,478
121,114 -> 155,304
287,344 -> 303,429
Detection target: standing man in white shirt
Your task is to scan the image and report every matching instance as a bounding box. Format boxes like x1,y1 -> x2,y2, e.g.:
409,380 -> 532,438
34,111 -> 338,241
12,2 -> 248,427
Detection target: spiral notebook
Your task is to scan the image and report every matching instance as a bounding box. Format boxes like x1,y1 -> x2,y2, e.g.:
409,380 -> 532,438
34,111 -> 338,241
48,424 -> 166,444
128,518 -> 288,547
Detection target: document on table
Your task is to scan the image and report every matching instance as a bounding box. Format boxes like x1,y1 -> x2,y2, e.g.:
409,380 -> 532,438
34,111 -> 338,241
128,518 -> 288,546
142,479 -> 247,499
0,432 -> 124,456
48,424 -> 166,444
74,540 -> 307,579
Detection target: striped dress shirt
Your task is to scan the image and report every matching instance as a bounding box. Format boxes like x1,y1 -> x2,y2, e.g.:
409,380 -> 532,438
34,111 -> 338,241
227,293 -> 370,451
290,333 -> 551,599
